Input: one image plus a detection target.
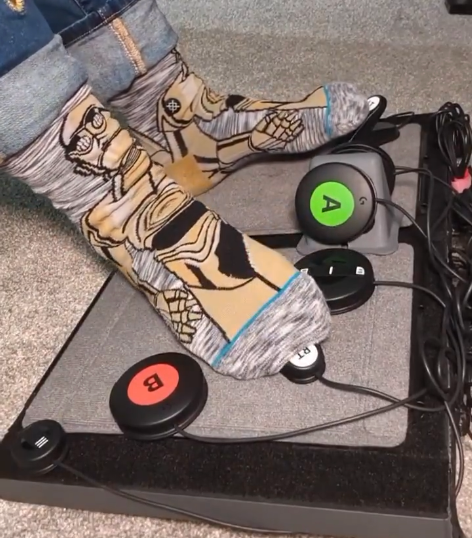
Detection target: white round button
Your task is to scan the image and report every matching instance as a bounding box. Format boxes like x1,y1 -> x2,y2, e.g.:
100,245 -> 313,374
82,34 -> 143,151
290,345 -> 319,367
368,96 -> 380,111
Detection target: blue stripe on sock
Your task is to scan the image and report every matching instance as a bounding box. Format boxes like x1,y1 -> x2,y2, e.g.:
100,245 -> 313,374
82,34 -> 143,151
211,271 -> 301,368
323,85 -> 332,138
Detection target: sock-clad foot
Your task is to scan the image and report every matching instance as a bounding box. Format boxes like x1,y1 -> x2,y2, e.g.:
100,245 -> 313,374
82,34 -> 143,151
3,86 -> 331,380
110,50 -> 370,196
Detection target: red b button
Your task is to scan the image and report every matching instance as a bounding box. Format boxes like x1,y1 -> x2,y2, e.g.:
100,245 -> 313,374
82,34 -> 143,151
127,364 -> 179,406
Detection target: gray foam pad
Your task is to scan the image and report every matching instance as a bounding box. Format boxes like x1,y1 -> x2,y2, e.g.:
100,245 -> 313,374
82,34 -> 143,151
23,244 -> 414,448
199,124 -> 421,235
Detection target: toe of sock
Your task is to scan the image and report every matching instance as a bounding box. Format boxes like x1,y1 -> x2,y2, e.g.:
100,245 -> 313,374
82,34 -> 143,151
216,272 -> 331,380
324,82 -> 369,138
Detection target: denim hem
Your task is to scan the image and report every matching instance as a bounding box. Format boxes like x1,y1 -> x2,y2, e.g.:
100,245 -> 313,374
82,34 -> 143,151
0,0 -> 54,77
0,35 -> 88,158
65,0 -> 178,101
60,0 -> 138,47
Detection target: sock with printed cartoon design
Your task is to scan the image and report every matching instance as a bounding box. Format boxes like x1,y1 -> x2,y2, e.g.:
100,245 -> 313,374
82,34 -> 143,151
109,50 -> 370,195
2,85 -> 331,380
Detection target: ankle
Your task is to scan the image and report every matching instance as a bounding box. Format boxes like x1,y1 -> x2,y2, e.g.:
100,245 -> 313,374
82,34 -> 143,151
110,51 -> 184,139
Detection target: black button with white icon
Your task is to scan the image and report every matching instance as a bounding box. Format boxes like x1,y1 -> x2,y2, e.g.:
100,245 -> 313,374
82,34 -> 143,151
296,249 -> 375,314
10,420 -> 68,475
281,344 -> 326,384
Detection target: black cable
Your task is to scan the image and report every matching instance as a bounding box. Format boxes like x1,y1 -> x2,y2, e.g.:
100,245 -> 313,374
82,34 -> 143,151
310,108 -> 472,504
386,105 -> 472,504
49,386 -> 425,535
431,102 -> 472,179
316,283 -> 466,500
374,280 -> 446,308
377,196 -> 466,283
383,111 -> 415,129
445,402 -> 466,498
428,104 -> 472,424
376,197 -> 427,239
175,390 -> 427,444
317,376 -> 443,413
430,104 -> 472,513
48,384 -> 434,536
318,276 -> 466,498
395,166 -> 456,191
331,142 -> 395,185
57,462 -> 295,535
375,192 -> 468,499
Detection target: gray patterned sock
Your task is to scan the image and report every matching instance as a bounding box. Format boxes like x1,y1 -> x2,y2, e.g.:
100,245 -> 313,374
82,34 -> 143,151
110,50 -> 370,195
2,85 -> 331,380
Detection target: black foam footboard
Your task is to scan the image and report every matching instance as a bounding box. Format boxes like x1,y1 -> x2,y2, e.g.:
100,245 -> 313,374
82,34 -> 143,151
0,114 -> 458,538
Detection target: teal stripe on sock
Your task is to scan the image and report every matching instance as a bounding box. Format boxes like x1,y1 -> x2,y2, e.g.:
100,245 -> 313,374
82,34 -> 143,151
323,86 -> 332,138
211,271 -> 301,368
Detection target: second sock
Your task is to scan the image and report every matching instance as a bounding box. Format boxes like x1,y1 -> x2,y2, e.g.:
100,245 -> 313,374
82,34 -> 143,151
111,50 -> 369,195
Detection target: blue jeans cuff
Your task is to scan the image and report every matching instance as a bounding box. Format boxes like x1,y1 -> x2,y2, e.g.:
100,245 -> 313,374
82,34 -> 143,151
0,35 -> 87,159
63,0 -> 178,102
0,0 -> 54,77
60,0 -> 138,47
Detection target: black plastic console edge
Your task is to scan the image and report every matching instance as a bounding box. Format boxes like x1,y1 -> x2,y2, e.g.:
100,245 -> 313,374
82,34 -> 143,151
0,478 -> 454,538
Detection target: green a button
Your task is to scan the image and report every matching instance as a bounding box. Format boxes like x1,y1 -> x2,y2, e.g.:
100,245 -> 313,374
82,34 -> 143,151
310,181 -> 355,227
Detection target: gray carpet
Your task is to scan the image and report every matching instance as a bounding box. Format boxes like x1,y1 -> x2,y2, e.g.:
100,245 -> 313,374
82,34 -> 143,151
167,0 -> 472,116
2,0 -> 472,536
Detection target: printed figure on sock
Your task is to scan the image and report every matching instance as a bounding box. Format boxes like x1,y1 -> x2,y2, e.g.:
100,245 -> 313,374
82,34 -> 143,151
111,51 -> 370,195
5,83 -> 330,379
60,94 -> 298,348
